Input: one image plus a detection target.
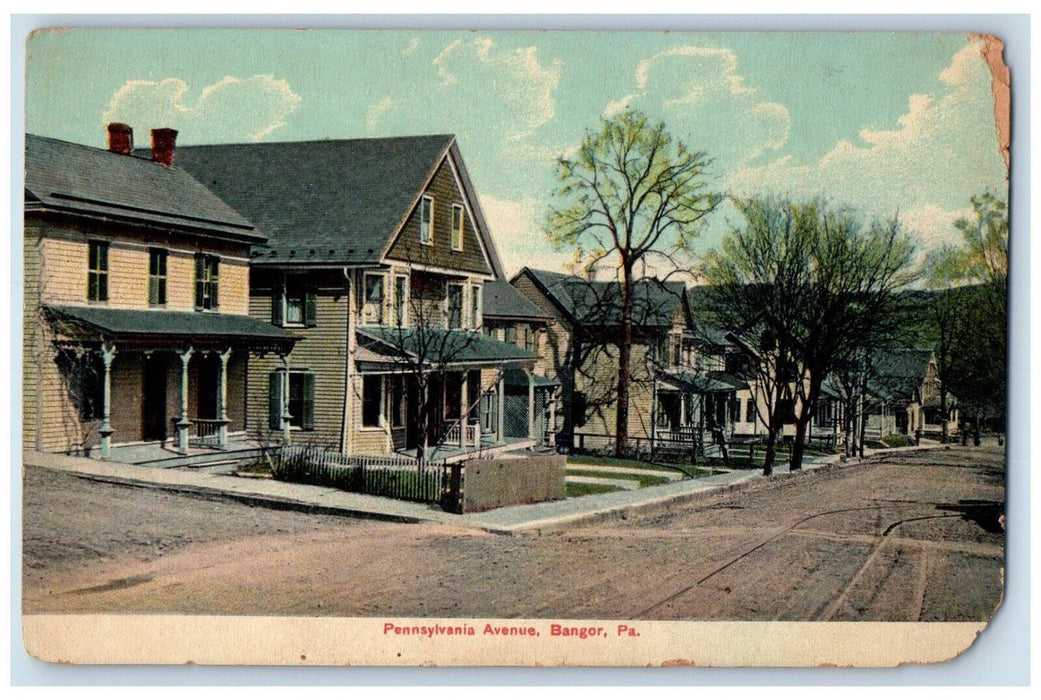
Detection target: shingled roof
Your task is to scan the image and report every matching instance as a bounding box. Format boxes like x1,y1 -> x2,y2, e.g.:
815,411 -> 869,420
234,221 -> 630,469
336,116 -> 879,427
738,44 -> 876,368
482,280 -> 552,321
518,267 -> 687,328
25,134 -> 262,242
171,135 -> 482,268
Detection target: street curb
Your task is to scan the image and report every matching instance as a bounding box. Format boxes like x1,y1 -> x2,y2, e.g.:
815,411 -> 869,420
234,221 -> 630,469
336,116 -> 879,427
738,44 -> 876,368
489,448 -> 941,536
27,443 -> 947,534
51,470 -> 435,526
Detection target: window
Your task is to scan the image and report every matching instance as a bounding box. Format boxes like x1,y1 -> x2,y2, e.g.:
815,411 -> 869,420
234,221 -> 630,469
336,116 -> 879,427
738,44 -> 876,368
446,283 -> 464,329
268,371 -> 314,430
572,391 -> 588,428
364,274 -> 385,325
362,375 -> 383,427
194,254 -> 219,310
521,326 -> 532,351
480,390 -> 497,433
451,204 -> 465,251
148,249 -> 167,305
272,276 -> 316,327
745,398 -> 755,423
730,396 -> 742,424
420,195 -> 434,245
393,275 -> 409,327
505,326 -> 517,346
670,334 -> 682,367
87,241 -> 108,302
390,376 -> 406,428
469,284 -> 482,329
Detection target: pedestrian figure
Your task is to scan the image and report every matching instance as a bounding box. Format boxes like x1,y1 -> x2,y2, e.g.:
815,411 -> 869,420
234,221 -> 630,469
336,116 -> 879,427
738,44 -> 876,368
712,426 -> 729,466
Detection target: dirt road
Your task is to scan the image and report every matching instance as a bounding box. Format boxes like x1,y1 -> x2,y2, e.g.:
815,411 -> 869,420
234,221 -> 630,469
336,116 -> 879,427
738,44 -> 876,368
22,447 -> 1004,621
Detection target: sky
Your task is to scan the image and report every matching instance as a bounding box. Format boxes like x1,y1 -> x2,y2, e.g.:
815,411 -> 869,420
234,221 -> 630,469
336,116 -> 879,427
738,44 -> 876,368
25,29 -> 1008,277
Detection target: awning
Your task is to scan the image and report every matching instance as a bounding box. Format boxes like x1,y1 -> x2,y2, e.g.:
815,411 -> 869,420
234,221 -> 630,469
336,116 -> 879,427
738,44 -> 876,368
503,367 -> 559,387
46,305 -> 297,352
663,369 -> 748,393
356,325 -> 536,370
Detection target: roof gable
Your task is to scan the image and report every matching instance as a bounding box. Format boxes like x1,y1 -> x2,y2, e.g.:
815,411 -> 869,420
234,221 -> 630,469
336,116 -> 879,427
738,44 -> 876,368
173,135 -> 462,267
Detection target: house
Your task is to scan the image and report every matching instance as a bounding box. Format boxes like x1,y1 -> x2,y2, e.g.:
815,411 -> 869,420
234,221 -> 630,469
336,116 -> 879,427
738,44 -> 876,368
481,280 -> 558,446
865,348 -> 956,439
510,267 -> 695,453
172,134 -> 539,460
23,127 -> 297,460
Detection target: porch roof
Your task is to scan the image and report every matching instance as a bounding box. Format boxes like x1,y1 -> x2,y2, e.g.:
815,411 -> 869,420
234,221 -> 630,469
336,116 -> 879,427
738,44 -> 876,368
663,369 -> 747,393
503,367 -> 559,387
46,305 -> 297,350
357,325 -> 537,368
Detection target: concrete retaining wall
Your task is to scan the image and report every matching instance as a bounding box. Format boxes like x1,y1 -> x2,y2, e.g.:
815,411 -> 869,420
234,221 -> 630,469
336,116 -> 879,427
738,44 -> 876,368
462,455 -> 566,513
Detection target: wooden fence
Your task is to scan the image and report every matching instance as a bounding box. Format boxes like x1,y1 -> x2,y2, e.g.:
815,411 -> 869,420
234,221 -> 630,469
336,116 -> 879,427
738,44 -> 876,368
272,445 -> 459,510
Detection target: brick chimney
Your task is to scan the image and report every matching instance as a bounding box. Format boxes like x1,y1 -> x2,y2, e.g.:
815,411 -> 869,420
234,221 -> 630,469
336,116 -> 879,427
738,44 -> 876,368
150,128 -> 178,166
106,123 -> 133,155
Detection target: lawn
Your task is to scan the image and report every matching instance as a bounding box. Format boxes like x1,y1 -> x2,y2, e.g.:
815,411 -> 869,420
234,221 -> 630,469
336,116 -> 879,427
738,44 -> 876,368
565,467 -> 674,488
566,455 -> 712,478
564,481 -> 624,498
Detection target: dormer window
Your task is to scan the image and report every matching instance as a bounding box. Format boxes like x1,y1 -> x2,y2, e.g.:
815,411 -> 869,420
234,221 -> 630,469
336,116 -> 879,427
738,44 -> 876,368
451,204 -> 465,251
420,196 -> 434,245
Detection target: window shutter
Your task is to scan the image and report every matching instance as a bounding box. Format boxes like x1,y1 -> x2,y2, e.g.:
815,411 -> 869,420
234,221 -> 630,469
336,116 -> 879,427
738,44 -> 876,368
194,255 -> 205,309
301,373 -> 315,430
269,372 -> 283,430
271,281 -> 284,325
304,286 -> 317,327
211,259 -> 220,308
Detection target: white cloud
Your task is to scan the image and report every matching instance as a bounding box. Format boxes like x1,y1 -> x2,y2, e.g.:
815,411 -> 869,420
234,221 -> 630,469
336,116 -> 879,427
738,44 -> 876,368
364,96 -> 397,135
900,204 -> 973,249
478,193 -> 574,277
102,74 -> 301,143
728,39 -> 1006,243
605,45 -> 791,167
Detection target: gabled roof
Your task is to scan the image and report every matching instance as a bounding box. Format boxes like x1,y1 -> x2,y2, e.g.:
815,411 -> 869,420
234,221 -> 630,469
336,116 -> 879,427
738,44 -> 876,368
516,267 -> 687,328
482,280 -> 552,321
25,134 -> 262,242
171,135 -> 504,274
869,348 -> 935,402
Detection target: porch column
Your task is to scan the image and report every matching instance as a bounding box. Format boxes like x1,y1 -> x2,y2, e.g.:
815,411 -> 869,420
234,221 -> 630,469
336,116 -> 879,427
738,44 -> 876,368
176,346 -> 194,455
497,373 -> 506,442
98,342 -> 117,459
527,370 -> 535,441
217,348 -> 231,449
548,387 -> 557,448
280,353 -> 292,445
460,373 -> 470,448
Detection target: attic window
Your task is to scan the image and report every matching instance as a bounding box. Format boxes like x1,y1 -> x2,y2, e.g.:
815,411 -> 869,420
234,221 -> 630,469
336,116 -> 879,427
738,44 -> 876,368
420,195 -> 434,245
451,204 -> 465,251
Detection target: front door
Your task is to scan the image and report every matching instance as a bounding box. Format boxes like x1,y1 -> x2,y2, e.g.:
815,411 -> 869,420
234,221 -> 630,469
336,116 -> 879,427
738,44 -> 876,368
195,354 -> 219,420
142,354 -> 168,441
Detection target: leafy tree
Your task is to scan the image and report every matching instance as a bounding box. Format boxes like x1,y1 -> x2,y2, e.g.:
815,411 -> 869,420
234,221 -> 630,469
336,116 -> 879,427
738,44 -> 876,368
546,109 -> 719,456
923,192 -> 1008,431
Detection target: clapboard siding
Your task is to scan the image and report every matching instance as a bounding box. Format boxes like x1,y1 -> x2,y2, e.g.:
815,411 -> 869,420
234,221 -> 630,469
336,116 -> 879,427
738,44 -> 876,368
36,222 -> 251,313
385,155 -> 493,276
247,269 -> 349,449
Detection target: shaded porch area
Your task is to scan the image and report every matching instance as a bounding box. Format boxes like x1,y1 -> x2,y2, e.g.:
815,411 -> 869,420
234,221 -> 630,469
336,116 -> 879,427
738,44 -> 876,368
46,305 -> 297,459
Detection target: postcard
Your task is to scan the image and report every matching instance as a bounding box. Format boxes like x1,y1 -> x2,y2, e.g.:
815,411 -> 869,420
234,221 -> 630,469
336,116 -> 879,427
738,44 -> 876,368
20,26 -> 1010,667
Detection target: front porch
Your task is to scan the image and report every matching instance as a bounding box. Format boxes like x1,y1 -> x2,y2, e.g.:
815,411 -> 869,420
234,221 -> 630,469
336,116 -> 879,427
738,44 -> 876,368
396,436 -> 537,464
89,433 -> 270,469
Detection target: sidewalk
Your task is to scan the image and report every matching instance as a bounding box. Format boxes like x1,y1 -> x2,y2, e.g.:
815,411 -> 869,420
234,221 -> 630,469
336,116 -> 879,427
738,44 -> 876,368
22,443 -> 944,535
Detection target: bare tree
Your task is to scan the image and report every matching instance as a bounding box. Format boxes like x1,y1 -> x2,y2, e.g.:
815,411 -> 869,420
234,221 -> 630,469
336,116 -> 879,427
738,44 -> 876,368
546,109 -> 719,456
704,197 -> 917,472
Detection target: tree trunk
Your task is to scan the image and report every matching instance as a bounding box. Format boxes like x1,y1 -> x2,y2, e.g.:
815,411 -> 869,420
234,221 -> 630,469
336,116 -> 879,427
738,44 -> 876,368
762,418 -> 777,476
790,377 -> 822,472
614,259 -> 634,457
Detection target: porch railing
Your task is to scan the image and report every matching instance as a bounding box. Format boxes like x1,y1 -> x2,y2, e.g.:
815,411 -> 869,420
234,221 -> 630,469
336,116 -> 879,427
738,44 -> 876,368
442,421 -> 481,449
176,417 -> 228,449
